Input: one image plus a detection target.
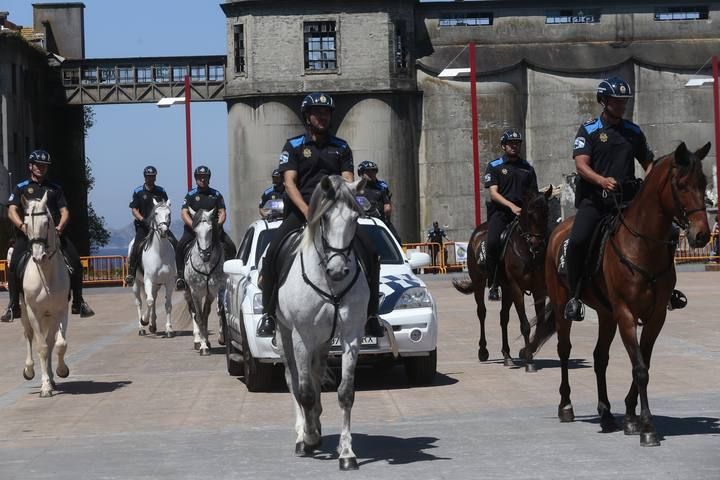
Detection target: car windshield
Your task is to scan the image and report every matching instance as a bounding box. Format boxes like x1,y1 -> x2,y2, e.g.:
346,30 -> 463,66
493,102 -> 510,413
254,224 -> 403,266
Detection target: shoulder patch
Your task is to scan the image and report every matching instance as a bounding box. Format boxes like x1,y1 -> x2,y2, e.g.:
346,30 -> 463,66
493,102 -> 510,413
583,117 -> 603,135
377,180 -> 389,190
489,157 -> 504,168
263,186 -> 274,195
134,185 -> 144,193
17,180 -> 30,188
156,186 -> 165,192
288,135 -> 305,148
622,119 -> 642,134
188,188 -> 197,195
329,136 -> 349,149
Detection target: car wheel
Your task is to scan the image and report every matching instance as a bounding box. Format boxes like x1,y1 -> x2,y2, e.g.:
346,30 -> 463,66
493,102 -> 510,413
404,349 -> 437,386
240,318 -> 274,392
223,313 -> 243,376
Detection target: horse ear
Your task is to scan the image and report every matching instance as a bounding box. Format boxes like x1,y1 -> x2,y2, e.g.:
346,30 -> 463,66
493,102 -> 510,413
208,208 -> 216,218
166,199 -> 171,207
153,198 -> 158,206
674,142 -> 690,166
545,185 -> 554,200
188,206 -> 196,218
39,191 -> 49,208
695,142 -> 712,161
351,177 -> 367,195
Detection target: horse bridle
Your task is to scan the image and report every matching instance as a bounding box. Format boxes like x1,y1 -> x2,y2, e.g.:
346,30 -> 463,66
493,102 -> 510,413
26,208 -> 58,259
668,164 -> 706,230
194,218 -> 217,259
317,219 -> 355,268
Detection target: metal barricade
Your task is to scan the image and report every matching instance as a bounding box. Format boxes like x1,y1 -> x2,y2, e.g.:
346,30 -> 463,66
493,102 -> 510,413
442,242 -> 468,273
674,233 -> 719,264
402,242 -> 445,273
81,256 -> 127,286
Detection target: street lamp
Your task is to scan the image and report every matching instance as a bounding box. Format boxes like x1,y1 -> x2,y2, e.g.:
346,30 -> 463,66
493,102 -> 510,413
684,55 -> 720,209
156,75 -> 193,191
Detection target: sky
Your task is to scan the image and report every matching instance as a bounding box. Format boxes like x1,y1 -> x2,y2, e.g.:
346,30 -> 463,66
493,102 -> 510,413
4,0 -> 229,230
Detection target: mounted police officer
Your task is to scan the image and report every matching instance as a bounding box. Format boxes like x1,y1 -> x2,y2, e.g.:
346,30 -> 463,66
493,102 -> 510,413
175,165 -> 236,290
255,92 -> 385,339
564,76 -> 687,321
484,128 -> 538,291
1,150 -> 94,322
357,160 -> 401,243
258,168 -> 285,218
125,166 -> 178,286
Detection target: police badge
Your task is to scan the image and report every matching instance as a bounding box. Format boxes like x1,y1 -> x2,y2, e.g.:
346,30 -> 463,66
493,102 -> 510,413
599,133 -> 608,143
303,148 -> 312,158
27,187 -> 34,194
195,196 -> 200,202
501,168 -> 508,175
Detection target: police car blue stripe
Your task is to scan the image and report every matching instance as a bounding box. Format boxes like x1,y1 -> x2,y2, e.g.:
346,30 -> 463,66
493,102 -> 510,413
583,118 -> 603,134
622,119 -> 641,134
490,157 -> 504,167
289,135 -> 305,148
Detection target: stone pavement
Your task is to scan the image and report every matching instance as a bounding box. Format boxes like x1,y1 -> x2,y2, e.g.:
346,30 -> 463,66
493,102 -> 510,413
0,272 -> 717,479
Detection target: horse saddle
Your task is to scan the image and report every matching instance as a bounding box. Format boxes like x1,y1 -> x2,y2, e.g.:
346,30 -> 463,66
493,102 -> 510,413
273,228 -> 303,288
476,218 -> 519,270
557,214 -> 618,278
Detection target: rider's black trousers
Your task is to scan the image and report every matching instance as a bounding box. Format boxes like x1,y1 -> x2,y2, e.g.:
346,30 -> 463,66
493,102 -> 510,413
486,210 -> 514,286
566,197 -> 605,298
175,226 -> 236,278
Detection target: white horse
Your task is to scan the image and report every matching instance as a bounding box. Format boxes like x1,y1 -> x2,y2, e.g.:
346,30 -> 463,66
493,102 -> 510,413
276,175 -> 369,471
20,192 -> 71,398
184,207 -> 225,356
128,200 -> 176,337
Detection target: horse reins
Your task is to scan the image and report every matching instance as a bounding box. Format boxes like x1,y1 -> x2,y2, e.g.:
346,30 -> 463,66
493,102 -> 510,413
27,208 -> 59,260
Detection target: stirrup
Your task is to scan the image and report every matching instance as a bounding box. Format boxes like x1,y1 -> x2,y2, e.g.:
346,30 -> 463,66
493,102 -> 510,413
564,298 -> 585,322
1,306 -> 19,322
72,302 -> 95,318
668,289 -> 687,311
125,274 -> 135,287
488,287 -> 500,301
175,278 -> 186,290
256,313 -> 276,337
365,315 -> 385,338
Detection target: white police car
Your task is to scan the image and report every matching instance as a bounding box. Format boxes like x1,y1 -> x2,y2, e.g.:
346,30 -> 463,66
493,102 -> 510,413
221,200 -> 438,391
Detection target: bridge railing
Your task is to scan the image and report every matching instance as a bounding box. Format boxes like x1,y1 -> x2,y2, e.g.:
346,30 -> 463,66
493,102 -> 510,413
81,256 -> 127,287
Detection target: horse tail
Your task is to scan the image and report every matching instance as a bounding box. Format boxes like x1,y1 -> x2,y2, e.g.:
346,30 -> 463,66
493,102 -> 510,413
452,277 -> 475,295
526,302 -> 556,355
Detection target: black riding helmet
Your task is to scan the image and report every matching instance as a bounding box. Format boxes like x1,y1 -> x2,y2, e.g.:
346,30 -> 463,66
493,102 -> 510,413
596,76 -> 633,104
28,150 -> 52,165
500,128 -> 523,145
143,165 -> 157,176
194,165 -> 211,177
357,160 -> 378,176
300,92 -> 335,114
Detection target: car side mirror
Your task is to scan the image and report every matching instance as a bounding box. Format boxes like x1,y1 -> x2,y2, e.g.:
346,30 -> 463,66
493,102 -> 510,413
407,250 -> 431,269
224,259 -> 251,277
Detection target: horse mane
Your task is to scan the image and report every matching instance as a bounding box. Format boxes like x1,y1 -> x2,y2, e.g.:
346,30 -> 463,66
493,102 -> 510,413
144,201 -> 171,249
302,175 -> 361,251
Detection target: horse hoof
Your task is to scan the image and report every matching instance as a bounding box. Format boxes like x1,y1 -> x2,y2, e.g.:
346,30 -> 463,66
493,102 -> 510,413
478,349 -> 489,362
56,366 -> 69,378
295,442 -> 309,457
601,417 -> 618,433
503,357 -> 515,367
339,457 -> 359,471
40,390 -> 54,398
166,331 -> 174,339
199,348 -> 210,356
558,405 -> 575,423
23,368 -> 34,380
138,329 -> 146,336
624,416 -> 640,435
194,342 -> 200,350
640,432 -> 660,447
149,325 -> 157,334
140,319 -> 149,327
525,362 -> 537,373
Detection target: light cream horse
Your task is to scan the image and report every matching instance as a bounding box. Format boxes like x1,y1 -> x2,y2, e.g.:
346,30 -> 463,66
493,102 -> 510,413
20,192 -> 71,397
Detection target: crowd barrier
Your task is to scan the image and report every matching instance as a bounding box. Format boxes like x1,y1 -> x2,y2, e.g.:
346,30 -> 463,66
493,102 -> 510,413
81,256 -> 127,286
675,233 -> 719,264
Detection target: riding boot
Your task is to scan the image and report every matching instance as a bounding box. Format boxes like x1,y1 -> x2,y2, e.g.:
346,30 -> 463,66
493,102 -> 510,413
71,269 -> 95,318
175,245 -> 186,290
1,274 -> 21,322
125,241 -> 142,286
488,286 -> 500,301
364,255 -> 385,338
668,289 -> 688,310
564,241 -> 585,322
256,260 -> 277,337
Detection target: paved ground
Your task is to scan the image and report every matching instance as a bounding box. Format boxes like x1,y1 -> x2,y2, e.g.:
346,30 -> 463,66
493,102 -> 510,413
0,271 -> 718,479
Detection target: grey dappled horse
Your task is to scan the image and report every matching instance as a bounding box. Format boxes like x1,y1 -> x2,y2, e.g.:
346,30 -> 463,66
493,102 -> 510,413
19,193 -> 71,397
184,207 -> 225,355
128,200 -> 176,337
275,175 -> 369,471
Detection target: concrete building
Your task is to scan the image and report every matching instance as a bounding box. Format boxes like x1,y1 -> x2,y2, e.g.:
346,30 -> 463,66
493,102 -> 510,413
0,4 -> 90,254
221,0 -> 719,243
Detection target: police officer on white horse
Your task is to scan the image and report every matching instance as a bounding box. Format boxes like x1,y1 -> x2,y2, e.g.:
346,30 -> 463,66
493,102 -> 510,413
125,165 -> 178,287
2,150 -> 94,321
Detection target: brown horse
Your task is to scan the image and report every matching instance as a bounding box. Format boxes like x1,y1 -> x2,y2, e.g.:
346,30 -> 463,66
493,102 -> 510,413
453,188 -> 554,372
526,142 -> 711,446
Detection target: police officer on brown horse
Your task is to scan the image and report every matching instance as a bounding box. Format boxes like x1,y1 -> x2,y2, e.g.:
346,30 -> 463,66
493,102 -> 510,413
1,150 -> 94,321
255,92 -> 385,339
125,165 -> 178,287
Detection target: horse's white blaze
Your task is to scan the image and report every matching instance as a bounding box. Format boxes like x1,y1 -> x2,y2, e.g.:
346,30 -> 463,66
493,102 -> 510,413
20,195 -> 71,398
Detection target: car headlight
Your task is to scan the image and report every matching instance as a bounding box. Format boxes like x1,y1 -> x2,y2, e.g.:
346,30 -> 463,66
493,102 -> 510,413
253,292 -> 263,314
394,287 -> 433,309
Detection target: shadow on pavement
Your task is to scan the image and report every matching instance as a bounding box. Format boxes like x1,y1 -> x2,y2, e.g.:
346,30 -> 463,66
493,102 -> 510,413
55,380 -> 132,395
577,414 -> 720,438
313,433 -> 451,466
506,358 -> 590,370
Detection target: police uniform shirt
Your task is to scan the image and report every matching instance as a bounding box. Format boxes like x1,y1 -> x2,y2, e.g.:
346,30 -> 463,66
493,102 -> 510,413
572,117 -> 653,199
483,155 -> 538,215
363,180 -> 391,214
259,184 -> 285,208
182,187 -> 226,212
129,185 -> 168,223
428,227 -> 446,245
277,134 -> 354,202
8,179 -> 67,228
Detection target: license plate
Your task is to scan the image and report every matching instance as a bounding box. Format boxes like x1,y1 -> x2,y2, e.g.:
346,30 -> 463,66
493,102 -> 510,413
331,336 -> 378,348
